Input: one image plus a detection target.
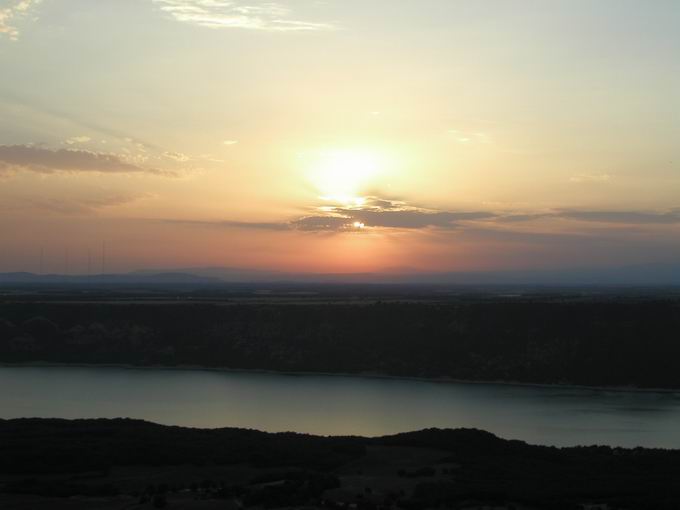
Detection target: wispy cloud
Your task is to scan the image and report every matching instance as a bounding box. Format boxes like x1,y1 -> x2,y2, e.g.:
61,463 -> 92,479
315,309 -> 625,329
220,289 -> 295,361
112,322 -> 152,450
152,0 -> 334,32
1,90 -> 162,151
557,209 -> 680,225
0,0 -> 41,41
160,218 -> 291,231
64,136 -> 92,145
500,209 -> 680,225
0,145 -> 176,177
569,173 -> 611,183
446,129 -> 491,145
162,151 -> 190,162
1,193 -> 151,215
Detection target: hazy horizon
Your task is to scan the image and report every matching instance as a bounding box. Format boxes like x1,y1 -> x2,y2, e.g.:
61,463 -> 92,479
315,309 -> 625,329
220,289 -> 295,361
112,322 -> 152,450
4,261 -> 680,286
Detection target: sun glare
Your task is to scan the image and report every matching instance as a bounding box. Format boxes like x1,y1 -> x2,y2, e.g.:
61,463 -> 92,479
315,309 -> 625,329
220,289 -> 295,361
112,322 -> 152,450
308,149 -> 383,204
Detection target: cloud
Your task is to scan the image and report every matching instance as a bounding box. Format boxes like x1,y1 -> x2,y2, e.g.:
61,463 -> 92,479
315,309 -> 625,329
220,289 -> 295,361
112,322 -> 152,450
290,197 -> 497,231
290,204 -> 680,232
1,193 -> 151,215
162,151 -> 190,162
161,218 -> 291,231
292,211 -> 494,232
1,90 -> 162,151
161,216 -> 355,233
223,140 -> 238,146
290,215 -> 354,232
498,209 -> 680,225
64,136 -> 92,145
344,209 -> 493,229
446,130 -> 492,145
152,195 -> 680,236
569,173 -> 611,183
0,145 -> 175,176
152,0 -> 334,32
495,213 -> 552,223
0,0 -> 41,41
557,210 -> 680,225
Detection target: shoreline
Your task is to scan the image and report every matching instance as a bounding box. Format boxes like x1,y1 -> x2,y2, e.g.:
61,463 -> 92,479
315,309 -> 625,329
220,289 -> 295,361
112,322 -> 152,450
2,361 -> 679,395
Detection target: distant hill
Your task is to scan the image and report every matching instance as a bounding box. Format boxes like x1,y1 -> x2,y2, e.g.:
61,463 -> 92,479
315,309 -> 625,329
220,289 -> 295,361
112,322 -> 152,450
3,262 -> 680,286
0,272 -> 220,285
136,263 -> 680,285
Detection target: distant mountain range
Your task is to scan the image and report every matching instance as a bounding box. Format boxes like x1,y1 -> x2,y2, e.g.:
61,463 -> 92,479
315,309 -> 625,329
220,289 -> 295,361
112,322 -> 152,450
2,262 -> 680,286
0,272 -> 220,285
133,263 -> 680,285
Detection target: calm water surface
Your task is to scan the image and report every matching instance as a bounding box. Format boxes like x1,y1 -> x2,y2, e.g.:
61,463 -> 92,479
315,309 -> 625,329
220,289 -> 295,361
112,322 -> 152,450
2,366 -> 680,448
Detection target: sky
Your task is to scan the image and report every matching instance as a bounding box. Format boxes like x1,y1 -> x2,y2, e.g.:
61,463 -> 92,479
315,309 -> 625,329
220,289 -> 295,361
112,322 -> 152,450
1,0 -> 679,275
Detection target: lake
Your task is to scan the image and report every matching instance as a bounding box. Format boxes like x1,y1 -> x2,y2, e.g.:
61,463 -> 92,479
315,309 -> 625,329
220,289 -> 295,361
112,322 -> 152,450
2,365 -> 680,448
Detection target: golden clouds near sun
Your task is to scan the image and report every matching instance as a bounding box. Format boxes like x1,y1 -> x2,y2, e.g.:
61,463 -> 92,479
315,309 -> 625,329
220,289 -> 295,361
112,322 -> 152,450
306,149 -> 385,204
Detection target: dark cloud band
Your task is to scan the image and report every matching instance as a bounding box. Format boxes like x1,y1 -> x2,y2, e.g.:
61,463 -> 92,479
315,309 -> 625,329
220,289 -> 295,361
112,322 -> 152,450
153,197 -> 680,234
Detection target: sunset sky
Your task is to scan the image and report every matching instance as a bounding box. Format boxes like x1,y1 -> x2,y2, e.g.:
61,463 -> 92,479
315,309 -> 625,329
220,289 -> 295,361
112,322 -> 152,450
1,0 -> 680,275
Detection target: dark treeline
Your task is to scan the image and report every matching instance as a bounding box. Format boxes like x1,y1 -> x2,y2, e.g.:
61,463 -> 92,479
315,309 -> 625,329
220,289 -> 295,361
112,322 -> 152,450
1,299 -> 680,388
2,419 -> 680,509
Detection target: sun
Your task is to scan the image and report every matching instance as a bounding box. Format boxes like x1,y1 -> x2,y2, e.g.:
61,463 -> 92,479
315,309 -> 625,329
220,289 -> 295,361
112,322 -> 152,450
308,149 -> 383,204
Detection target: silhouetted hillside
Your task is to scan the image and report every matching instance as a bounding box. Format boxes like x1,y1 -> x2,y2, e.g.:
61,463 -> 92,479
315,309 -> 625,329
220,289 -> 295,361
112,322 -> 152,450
2,419 -> 680,508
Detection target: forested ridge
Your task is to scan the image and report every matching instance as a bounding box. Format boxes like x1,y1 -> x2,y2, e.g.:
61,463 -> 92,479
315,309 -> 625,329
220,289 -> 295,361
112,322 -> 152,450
1,299 -> 680,388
